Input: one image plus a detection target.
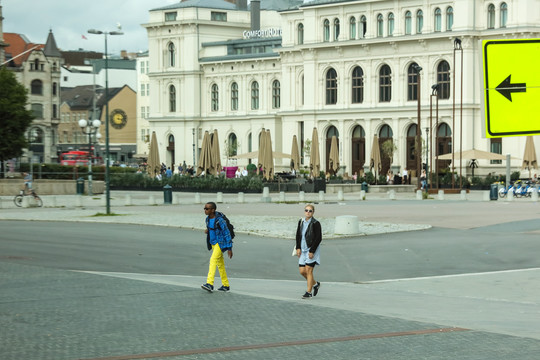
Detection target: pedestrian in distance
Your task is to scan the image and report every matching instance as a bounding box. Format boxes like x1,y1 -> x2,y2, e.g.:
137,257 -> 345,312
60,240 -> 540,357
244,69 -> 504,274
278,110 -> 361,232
201,202 -> 233,293
295,204 -> 322,299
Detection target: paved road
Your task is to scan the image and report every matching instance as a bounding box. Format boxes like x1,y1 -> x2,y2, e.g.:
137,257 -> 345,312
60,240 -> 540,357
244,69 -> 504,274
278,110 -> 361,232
1,191 -> 540,359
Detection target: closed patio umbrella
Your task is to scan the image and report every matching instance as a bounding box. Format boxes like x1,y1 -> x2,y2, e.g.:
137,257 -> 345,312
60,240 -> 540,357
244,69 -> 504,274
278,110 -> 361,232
257,128 -> 267,176
329,135 -> 339,175
211,129 -> 222,175
310,127 -> 320,178
196,131 -> 214,176
291,135 -> 301,171
370,135 -> 382,179
263,129 -> 274,180
522,136 -> 537,179
147,131 -> 161,178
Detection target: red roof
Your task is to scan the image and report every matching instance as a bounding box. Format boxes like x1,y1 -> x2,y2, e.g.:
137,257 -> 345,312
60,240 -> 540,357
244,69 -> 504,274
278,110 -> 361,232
4,33 -> 44,67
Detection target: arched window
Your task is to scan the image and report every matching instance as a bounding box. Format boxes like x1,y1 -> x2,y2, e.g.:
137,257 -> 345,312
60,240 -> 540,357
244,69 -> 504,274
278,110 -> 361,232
31,79 -> 43,95
488,4 -> 495,29
351,66 -> 364,104
379,125 -> 393,175
360,16 -> 367,38
325,68 -> 337,105
272,80 -> 280,109
301,74 -> 305,105
377,14 -> 384,37
169,85 -> 176,112
52,82 -> 57,96
416,10 -> 423,34
29,127 -> 44,143
248,132 -> 252,152
167,42 -> 175,67
434,8 -> 442,32
500,3 -> 508,28
406,124 -> 418,171
388,13 -> 395,36
211,84 -> 219,111
231,82 -> 238,111
437,123 -> 452,166
351,125 -> 366,172
407,63 -> 419,101
327,126 -> 339,138
379,65 -> 391,102
437,61 -> 451,100
228,133 -> 237,157
298,23 -> 304,44
333,18 -> 340,41
323,19 -> 330,42
251,81 -> 259,110
349,17 -> 356,39
446,7 -> 454,30
405,11 -> 412,35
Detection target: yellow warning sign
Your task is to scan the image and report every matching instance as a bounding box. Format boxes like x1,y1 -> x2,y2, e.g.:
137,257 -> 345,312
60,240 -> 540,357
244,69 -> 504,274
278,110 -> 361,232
483,39 -> 540,137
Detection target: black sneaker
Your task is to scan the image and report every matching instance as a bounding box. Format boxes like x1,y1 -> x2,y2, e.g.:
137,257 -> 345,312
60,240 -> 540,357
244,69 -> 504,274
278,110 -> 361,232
313,281 -> 321,297
217,285 -> 230,292
302,291 -> 312,299
201,283 -> 214,292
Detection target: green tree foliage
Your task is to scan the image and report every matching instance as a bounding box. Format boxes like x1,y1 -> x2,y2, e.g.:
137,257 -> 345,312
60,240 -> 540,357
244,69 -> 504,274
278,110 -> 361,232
0,68 -> 34,163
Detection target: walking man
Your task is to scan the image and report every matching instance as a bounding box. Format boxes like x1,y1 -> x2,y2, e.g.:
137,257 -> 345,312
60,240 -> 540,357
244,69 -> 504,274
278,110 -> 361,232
201,202 -> 233,292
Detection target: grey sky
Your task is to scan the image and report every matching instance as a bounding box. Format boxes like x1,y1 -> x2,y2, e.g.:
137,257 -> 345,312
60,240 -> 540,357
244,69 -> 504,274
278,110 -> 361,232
2,0 -> 178,55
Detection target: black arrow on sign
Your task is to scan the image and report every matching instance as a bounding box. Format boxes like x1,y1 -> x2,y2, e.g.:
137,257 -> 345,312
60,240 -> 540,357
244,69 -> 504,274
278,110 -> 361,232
496,75 -> 526,102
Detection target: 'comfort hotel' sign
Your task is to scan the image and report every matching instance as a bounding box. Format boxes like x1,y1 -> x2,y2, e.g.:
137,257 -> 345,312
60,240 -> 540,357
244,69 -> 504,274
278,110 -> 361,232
243,28 -> 282,39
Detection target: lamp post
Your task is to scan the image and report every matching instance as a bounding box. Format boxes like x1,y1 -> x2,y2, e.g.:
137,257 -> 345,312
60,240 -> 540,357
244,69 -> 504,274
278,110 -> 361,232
430,84 -> 439,189
413,64 -> 422,191
78,119 -> 101,196
87,28 -> 123,214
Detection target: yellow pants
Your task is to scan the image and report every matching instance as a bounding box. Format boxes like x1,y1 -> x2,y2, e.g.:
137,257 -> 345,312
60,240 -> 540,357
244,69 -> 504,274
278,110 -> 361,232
206,243 -> 229,286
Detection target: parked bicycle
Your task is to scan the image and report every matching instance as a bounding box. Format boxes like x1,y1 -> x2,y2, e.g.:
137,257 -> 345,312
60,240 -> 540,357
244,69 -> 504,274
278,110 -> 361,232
14,189 -> 43,207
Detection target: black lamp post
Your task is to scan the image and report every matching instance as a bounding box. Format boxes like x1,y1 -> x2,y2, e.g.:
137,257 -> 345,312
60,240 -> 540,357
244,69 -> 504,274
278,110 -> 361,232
78,118 -> 101,196
413,64 -> 422,190
87,28 -> 123,214
430,84 -> 439,189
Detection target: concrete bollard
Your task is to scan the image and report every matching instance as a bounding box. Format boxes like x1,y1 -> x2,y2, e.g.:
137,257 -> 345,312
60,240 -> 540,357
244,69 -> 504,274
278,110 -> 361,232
22,196 -> 30,208
335,215 -> 359,235
176,195 -> 182,205
532,188 -> 539,202
49,196 -> 57,207
195,192 -> 201,204
279,191 -> 286,202
237,192 -> 245,203
261,187 -> 271,203
217,192 -> 223,203
483,191 -> 490,202
318,190 -> 325,201
506,192 -> 514,202
125,194 -> 132,206
149,195 -> 156,205
76,195 -> 83,207
299,191 -> 305,202
337,190 -> 344,201
360,190 -> 366,200
388,190 -> 396,200
460,190 -> 467,200
416,190 -> 423,200
438,190 -> 445,200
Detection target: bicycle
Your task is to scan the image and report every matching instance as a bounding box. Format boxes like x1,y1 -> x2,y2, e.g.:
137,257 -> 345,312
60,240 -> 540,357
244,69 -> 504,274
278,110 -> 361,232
14,188 -> 43,207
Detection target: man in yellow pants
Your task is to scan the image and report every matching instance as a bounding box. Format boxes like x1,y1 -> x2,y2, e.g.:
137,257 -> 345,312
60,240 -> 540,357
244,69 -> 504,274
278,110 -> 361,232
201,202 -> 233,292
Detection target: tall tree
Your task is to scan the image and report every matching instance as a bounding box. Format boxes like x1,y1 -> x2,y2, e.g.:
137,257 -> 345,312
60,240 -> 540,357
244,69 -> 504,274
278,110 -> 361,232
0,68 -> 34,177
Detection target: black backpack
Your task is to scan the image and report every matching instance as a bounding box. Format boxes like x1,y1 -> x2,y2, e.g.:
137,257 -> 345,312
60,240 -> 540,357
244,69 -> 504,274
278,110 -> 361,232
215,212 -> 235,240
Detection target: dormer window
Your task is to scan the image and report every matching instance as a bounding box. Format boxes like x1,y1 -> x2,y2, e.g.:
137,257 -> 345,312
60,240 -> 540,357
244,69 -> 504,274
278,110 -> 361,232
165,12 -> 177,21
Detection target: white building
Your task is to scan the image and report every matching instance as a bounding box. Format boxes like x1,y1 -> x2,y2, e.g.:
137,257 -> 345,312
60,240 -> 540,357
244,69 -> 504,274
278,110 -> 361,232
136,51 -> 151,157
143,0 -> 540,180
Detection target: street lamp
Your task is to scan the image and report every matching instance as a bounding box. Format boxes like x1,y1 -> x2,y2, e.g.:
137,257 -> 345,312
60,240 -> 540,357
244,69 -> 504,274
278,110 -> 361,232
87,28 -> 123,214
413,64 -> 422,191
78,118 -> 101,196
452,37 -> 463,189
430,84 -> 440,189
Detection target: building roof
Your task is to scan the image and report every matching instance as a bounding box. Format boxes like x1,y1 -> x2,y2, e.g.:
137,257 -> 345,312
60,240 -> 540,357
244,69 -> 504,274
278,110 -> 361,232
61,50 -> 103,67
61,85 -> 103,110
300,0 -> 354,8
87,58 -> 136,73
152,0 -> 302,11
43,30 -> 61,58
3,32 -> 44,67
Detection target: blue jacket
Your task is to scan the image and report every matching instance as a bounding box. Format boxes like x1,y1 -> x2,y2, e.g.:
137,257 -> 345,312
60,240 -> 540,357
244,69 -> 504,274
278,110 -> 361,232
205,212 -> 233,251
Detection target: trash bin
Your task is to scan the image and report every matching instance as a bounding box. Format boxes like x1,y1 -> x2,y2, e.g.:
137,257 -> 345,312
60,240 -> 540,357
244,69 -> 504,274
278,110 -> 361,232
76,177 -> 85,195
490,183 -> 499,200
163,184 -> 172,204
361,181 -> 369,192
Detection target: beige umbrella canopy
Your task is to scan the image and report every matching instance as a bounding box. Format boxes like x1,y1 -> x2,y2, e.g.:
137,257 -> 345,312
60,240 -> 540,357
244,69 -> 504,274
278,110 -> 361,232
437,148 -> 508,161
211,129 -> 222,175
263,129 -> 274,180
257,128 -> 267,176
521,136 -> 537,178
196,131 -> 214,176
329,135 -> 339,174
290,135 -> 301,171
147,131 -> 161,178
310,127 -> 320,178
370,135 -> 382,178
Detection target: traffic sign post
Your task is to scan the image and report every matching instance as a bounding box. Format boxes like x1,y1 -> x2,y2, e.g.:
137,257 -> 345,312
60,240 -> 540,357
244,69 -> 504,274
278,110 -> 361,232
483,39 -> 540,137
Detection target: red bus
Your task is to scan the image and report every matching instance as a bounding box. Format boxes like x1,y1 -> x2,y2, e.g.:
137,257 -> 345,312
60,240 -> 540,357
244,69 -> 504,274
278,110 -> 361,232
60,151 -> 102,166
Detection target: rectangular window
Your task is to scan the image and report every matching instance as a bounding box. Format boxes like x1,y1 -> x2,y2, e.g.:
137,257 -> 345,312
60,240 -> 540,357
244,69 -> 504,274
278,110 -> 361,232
165,12 -> 177,21
146,84 -> 150,96
141,106 -> 146,119
140,84 -> 145,96
211,12 -> 227,21
31,104 -> 43,118
490,138 -> 502,164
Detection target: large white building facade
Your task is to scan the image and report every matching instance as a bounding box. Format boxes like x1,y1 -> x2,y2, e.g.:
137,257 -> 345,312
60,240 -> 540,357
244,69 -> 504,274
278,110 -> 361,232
143,0 -> 540,179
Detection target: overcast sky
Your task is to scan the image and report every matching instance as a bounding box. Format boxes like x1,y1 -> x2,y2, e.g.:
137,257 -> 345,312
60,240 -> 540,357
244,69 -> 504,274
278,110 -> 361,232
2,0 -> 178,55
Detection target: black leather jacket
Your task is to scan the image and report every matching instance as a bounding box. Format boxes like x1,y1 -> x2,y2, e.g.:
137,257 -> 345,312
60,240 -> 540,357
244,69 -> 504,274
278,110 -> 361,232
295,218 -> 322,253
